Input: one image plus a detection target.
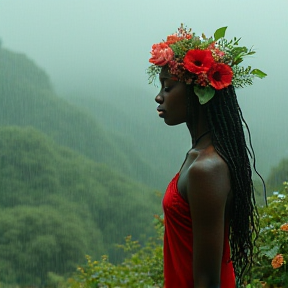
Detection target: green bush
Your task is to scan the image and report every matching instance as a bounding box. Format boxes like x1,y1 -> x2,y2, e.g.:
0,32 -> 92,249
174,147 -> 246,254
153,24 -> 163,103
252,181 -> 288,287
69,216 -> 164,288
0,126 -> 161,286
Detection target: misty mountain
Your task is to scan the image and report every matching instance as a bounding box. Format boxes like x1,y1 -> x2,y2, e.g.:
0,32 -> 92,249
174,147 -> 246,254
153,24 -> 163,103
0,47 -> 167,190
62,91 -> 191,192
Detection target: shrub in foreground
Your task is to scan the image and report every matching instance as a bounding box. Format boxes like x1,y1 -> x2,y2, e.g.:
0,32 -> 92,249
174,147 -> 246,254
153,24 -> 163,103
69,217 -> 164,288
252,181 -> 288,287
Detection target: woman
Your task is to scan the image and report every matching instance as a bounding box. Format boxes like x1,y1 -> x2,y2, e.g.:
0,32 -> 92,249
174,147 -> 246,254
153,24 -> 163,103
147,25 -> 266,288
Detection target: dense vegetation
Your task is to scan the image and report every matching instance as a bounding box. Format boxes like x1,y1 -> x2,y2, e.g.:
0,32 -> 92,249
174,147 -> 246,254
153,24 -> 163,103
0,126 -> 160,285
252,183 -> 288,286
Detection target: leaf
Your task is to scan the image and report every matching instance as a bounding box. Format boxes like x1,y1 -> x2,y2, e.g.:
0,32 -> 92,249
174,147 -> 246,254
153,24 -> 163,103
233,46 -> 248,54
251,69 -> 267,79
194,86 -> 215,104
233,58 -> 243,66
233,37 -> 241,45
214,27 -> 227,41
260,245 -> 279,259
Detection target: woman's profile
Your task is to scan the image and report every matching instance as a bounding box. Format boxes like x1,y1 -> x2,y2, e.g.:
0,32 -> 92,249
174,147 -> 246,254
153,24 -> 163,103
147,25 -> 266,288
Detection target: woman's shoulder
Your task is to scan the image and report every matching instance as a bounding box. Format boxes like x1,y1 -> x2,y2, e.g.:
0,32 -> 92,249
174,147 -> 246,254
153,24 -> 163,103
187,145 -> 230,201
191,145 -> 228,174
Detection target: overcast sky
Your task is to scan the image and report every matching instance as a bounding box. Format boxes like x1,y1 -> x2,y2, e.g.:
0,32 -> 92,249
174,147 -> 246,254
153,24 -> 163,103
1,0 -> 286,92
0,0 -> 288,176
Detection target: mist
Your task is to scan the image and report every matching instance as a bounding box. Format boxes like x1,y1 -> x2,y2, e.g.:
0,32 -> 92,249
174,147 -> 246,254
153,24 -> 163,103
0,0 -> 288,285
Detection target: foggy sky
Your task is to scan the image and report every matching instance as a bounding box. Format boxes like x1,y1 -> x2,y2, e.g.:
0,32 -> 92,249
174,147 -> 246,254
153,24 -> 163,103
0,0 -> 288,176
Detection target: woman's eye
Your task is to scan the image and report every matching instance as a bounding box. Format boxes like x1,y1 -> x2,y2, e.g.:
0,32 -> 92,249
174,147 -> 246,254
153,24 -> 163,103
164,87 -> 170,92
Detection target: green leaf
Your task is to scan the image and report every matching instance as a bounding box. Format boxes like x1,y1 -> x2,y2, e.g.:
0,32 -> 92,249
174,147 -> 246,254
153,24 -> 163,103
251,69 -> 267,79
214,27 -> 227,41
233,58 -> 243,66
261,245 -> 279,259
194,86 -> 215,104
232,46 -> 248,54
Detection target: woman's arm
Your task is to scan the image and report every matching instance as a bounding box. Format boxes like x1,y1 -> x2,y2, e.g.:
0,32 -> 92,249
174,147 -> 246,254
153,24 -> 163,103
187,155 -> 231,288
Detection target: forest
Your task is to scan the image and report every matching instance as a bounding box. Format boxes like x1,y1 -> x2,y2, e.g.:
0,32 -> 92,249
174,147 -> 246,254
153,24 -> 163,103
0,47 -> 162,285
0,46 -> 287,287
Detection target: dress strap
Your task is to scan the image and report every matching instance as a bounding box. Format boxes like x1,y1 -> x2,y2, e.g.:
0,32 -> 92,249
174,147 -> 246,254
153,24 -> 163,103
178,149 -> 191,173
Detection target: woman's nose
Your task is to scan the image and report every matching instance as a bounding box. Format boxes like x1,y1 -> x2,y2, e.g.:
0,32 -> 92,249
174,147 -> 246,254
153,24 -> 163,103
155,93 -> 164,104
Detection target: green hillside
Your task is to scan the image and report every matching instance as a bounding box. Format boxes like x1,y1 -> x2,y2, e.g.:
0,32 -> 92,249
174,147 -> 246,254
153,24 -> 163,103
63,95 -> 190,191
0,47 -> 163,188
0,126 -> 160,285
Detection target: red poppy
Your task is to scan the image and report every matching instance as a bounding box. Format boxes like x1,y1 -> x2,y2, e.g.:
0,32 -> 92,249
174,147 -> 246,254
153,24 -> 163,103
207,63 -> 233,90
183,49 -> 214,74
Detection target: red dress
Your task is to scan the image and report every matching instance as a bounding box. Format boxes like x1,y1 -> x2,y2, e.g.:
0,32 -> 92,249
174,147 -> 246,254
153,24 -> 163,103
163,173 -> 235,288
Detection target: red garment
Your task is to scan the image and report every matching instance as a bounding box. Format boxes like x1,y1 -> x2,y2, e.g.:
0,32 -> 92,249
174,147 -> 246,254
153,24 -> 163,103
163,173 -> 235,288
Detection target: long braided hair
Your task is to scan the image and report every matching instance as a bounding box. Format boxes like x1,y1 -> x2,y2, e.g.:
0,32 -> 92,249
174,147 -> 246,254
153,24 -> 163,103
187,85 -> 261,283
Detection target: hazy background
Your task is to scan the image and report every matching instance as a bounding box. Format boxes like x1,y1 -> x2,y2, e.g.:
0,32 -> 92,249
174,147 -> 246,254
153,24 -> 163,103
0,0 -> 287,285
1,0 -> 287,179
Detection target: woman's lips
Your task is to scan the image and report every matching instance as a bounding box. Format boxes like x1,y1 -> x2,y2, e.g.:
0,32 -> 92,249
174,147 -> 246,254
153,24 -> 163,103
157,107 -> 165,117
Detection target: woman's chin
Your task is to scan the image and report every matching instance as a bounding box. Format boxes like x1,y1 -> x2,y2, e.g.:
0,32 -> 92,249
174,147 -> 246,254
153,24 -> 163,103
163,119 -> 182,126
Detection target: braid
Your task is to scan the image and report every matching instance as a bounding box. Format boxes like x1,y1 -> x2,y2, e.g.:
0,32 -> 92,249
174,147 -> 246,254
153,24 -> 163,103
206,86 -> 259,283
187,85 -> 261,283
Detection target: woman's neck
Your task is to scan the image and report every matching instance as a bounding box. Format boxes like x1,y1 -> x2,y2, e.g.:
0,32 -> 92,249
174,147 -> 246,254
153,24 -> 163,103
187,106 -> 211,149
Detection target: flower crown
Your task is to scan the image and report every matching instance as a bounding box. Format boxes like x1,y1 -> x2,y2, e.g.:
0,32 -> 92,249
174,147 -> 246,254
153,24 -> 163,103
147,25 -> 266,104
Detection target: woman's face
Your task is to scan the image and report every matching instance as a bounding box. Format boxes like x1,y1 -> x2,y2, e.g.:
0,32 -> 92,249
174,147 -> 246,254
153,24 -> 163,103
155,68 -> 187,126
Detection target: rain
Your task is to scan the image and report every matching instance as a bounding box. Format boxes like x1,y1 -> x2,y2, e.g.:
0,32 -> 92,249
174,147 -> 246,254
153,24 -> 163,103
0,0 -> 287,286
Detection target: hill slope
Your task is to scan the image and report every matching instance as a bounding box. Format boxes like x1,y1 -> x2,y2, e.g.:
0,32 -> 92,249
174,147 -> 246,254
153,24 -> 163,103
0,126 -> 160,285
0,47 -> 164,189
64,94 -> 190,191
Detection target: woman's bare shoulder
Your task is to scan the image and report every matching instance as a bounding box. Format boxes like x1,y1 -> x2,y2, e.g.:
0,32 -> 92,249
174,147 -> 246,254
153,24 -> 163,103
187,146 -> 231,203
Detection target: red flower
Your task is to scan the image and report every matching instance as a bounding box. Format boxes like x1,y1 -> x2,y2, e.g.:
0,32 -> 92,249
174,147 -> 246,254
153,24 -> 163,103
183,49 -> 214,74
166,34 -> 182,45
207,63 -> 233,90
166,33 -> 192,45
149,42 -> 174,66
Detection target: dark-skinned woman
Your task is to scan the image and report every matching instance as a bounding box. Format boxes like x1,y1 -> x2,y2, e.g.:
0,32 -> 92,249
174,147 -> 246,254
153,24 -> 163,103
147,25 -> 266,288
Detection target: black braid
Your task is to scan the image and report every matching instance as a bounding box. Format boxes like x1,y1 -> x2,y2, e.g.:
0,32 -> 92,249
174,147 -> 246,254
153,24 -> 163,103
187,85 -> 261,284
